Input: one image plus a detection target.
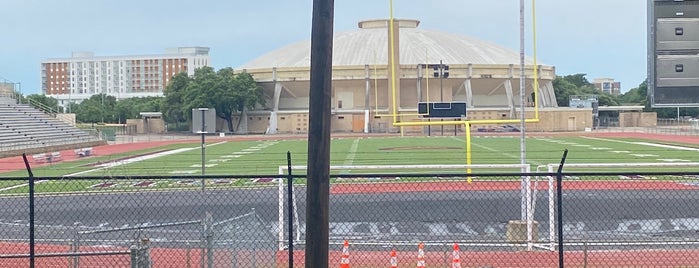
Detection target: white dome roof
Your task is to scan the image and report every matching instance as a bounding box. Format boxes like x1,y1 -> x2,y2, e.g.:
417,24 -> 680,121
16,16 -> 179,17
240,19 -> 535,69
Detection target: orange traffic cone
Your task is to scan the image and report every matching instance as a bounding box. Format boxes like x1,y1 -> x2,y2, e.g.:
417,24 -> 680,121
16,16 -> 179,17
452,243 -> 461,268
340,240 -> 350,268
417,243 -> 426,268
389,249 -> 397,268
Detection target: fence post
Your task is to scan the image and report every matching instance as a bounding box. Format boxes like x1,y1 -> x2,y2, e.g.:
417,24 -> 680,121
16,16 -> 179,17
21,154 -> 36,268
73,224 -> 81,268
130,238 -> 152,268
141,238 -> 151,268
556,149 -> 568,268
286,151 -> 294,268
130,245 -> 138,268
186,242 -> 191,268
205,212 -> 214,268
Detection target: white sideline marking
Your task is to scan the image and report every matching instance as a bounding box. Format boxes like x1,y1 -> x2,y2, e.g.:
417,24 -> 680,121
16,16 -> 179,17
68,147 -> 198,176
340,139 -> 360,174
209,159 -> 231,162
630,154 -> 658,158
233,152 -> 251,155
69,142 -> 228,177
0,180 -> 50,192
451,137 -> 544,166
170,170 -> 199,174
242,148 -> 260,151
590,147 -> 611,150
658,159 -> 690,162
189,164 -> 218,168
584,136 -> 699,151
610,150 -> 631,154
0,145 -> 209,192
584,136 -> 698,162
635,141 -> 699,152
95,148 -> 195,168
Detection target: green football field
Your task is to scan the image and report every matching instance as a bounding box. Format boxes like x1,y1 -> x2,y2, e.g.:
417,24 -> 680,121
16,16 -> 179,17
3,135 -> 699,179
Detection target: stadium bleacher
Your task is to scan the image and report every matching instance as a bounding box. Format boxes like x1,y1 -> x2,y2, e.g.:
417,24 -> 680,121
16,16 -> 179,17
0,103 -> 106,157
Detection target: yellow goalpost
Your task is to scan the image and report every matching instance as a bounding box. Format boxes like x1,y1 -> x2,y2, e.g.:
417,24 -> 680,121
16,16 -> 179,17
385,0 -> 541,179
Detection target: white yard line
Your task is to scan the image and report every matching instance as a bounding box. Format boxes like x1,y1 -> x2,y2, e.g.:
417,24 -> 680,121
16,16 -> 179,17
582,136 -> 699,151
340,139 -> 360,174
0,142 -> 230,192
451,137 -> 544,166
69,147 -> 199,176
583,136 -> 699,162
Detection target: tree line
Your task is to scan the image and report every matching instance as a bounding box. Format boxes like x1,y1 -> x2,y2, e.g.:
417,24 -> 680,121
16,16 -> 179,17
24,67 -> 265,132
21,69 -> 696,131
553,73 -> 699,118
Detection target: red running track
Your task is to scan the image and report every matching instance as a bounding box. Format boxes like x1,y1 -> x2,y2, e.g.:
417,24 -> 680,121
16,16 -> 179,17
2,242 -> 699,267
0,139 -> 220,174
330,180 -> 699,194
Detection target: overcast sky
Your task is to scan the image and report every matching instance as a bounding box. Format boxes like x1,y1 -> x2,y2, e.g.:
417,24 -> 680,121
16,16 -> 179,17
1,0 -> 647,95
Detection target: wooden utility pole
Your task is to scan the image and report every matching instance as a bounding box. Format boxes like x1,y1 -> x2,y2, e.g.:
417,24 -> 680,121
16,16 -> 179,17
306,0 -> 334,267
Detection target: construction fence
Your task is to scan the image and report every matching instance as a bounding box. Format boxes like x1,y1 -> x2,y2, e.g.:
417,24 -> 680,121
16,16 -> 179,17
0,170 -> 698,267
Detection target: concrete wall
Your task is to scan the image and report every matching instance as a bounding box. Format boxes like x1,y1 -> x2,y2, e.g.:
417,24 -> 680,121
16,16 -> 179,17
620,112 -> 657,128
249,108 -> 594,134
126,118 -> 166,134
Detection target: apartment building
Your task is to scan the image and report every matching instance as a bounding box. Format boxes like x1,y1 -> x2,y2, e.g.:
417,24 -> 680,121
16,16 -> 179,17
592,78 -> 621,95
42,47 -> 210,106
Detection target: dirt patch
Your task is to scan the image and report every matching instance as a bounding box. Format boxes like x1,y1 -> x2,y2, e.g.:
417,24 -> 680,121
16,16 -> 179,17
378,146 -> 463,151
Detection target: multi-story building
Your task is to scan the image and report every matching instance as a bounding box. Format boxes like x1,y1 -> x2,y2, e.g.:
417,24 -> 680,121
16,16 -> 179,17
42,47 -> 210,106
592,78 -> 621,95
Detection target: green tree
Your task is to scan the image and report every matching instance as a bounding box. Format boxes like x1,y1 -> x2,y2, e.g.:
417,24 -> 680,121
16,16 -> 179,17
552,76 -> 579,106
596,93 -> 619,106
162,72 -> 191,128
74,94 -> 117,123
618,81 -> 647,105
562,73 -> 592,88
115,97 -> 163,123
178,67 -> 265,133
229,71 -> 265,131
553,73 -> 622,107
26,94 -> 60,112
73,99 -> 104,123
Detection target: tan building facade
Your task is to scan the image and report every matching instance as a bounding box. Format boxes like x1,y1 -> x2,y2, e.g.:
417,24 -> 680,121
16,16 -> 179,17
229,19 -> 577,134
42,47 -> 210,108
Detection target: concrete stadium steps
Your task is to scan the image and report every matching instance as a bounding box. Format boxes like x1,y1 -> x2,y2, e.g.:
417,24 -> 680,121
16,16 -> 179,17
0,104 -> 105,156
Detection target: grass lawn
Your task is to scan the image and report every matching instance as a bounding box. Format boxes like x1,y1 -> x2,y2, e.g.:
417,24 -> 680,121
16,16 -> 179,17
2,135 -> 699,193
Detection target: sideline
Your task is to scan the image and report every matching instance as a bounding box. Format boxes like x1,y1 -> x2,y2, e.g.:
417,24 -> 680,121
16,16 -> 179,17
583,136 -> 699,152
340,139 -> 360,174
450,136 -> 545,166
0,141 -> 228,193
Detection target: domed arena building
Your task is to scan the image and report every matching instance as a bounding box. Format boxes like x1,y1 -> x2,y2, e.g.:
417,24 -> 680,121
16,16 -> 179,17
234,19 -> 588,134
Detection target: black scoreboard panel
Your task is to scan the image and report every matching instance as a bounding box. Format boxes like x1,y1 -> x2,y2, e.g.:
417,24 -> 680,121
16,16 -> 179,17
417,102 -> 467,118
649,0 -> 699,107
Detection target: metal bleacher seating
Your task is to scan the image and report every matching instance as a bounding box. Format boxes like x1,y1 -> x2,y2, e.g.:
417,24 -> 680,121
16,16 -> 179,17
0,104 -> 104,155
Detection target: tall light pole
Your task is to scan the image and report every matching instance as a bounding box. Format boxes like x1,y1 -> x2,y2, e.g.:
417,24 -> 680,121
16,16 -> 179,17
432,61 -> 449,135
197,108 -> 209,191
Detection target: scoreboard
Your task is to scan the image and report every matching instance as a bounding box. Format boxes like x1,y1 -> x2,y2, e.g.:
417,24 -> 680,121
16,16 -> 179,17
648,0 -> 699,107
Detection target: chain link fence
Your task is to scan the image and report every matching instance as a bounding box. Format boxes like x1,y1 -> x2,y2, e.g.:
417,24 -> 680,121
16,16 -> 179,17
0,172 -> 698,267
